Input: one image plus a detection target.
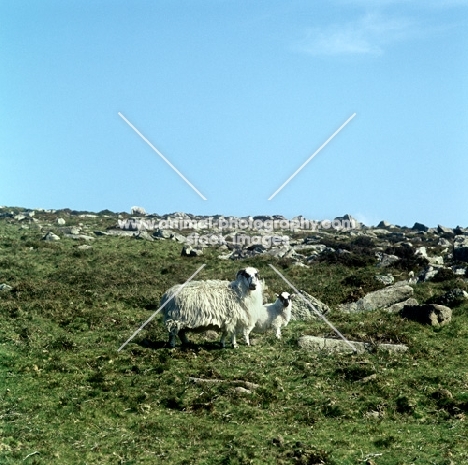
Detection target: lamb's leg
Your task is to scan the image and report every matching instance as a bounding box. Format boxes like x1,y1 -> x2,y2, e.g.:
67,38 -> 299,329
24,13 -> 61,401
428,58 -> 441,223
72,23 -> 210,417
243,328 -> 251,346
231,332 -> 238,349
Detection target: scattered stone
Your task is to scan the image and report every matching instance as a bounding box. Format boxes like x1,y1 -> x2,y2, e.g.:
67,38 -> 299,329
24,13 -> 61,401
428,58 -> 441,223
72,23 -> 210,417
412,222 -> 429,232
452,266 -> 467,276
339,283 -> 414,313
375,253 -> 400,268
42,231 -> 60,241
77,244 -> 92,250
0,283 -> 13,291
153,228 -> 172,239
434,289 -> 468,307
438,225 -> 453,235
64,234 -> 95,241
385,297 -> 419,313
56,218 -> 66,225
438,237 -> 451,247
375,274 -> 394,286
181,245 -> 203,257
130,206 -> 146,215
401,304 -> 452,326
171,232 -> 187,243
419,266 -> 440,282
377,220 -> 394,229
134,231 -> 154,241
453,235 -> 468,262
291,290 -> 331,320
297,336 -> 408,354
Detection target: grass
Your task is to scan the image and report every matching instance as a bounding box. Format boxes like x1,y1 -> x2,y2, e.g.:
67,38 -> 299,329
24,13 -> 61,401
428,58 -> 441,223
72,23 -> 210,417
1,212 -> 467,464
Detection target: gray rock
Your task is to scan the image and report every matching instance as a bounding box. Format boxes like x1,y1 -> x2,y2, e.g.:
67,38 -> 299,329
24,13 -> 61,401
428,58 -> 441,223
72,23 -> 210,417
171,232 -> 187,243
419,266 -> 440,282
153,228 -> 172,239
43,231 -> 60,241
413,222 -> 429,232
297,336 -> 408,354
434,289 -> 468,306
339,282 -> 414,313
377,220 -> 394,229
181,245 -> 203,257
438,237 -> 451,247
375,274 -> 394,286
56,218 -> 66,225
385,297 -> 419,313
64,234 -> 95,241
0,283 -> 13,291
438,225 -> 453,235
453,235 -> 468,262
134,231 -> 154,241
376,253 -> 400,268
401,304 -> 452,326
291,290 -> 331,320
452,266 -> 467,276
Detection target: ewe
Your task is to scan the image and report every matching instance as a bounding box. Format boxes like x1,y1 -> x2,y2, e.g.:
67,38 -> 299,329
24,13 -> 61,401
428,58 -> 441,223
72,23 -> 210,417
160,267 -> 264,348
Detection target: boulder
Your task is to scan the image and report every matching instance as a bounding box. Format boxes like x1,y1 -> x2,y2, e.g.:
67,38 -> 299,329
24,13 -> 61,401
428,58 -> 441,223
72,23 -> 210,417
297,336 -> 408,354
438,225 -> 453,235
453,235 -> 468,262
434,289 -> 468,307
153,228 -> 172,239
376,253 -> 400,268
0,283 -> 13,291
56,218 -> 66,225
375,274 -> 394,286
400,304 -> 452,326
339,282 -> 414,313
291,290 -> 331,320
133,231 -> 154,241
377,220 -> 394,229
42,231 -> 60,241
412,222 -> 429,232
385,297 -> 419,313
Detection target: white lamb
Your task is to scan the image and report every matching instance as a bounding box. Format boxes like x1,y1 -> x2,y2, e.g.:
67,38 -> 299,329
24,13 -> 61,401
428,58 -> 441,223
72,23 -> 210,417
160,267 -> 264,348
241,292 -> 294,345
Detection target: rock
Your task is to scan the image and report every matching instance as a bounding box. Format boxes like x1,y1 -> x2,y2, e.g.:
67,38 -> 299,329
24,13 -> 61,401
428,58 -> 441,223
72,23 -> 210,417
434,289 -> 468,306
0,283 -> 13,291
171,232 -> 187,243
376,253 -> 400,268
134,231 -> 154,241
438,225 -> 453,235
64,234 -> 95,241
438,237 -> 451,247
412,222 -> 429,232
291,290 -> 331,320
42,231 -> 60,241
419,266 -> 440,282
297,336 -> 408,354
453,235 -> 468,262
377,220 -> 394,229
375,275 -> 394,286
77,244 -> 92,250
56,218 -> 66,225
181,245 -> 203,257
130,206 -> 146,215
339,283 -> 414,313
452,266 -> 467,276
385,297 -> 419,313
153,228 -> 172,239
400,304 -> 452,326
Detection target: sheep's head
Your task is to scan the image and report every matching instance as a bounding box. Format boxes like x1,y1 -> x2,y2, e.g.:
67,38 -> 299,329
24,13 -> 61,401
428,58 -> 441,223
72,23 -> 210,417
276,292 -> 294,307
236,267 -> 260,291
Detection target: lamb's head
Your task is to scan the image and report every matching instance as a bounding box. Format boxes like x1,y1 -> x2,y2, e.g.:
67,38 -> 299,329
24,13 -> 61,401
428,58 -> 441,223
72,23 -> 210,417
236,267 -> 260,291
276,292 -> 294,308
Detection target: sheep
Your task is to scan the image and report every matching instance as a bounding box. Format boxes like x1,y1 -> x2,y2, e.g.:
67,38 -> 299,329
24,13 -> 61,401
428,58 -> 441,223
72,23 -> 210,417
241,292 -> 294,345
160,267 -> 264,348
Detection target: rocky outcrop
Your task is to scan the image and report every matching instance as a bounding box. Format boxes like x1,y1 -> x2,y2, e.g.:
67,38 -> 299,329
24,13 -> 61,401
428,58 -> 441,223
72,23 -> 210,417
400,304 -> 452,326
291,290 -> 331,320
297,336 -> 408,354
339,282 -> 414,313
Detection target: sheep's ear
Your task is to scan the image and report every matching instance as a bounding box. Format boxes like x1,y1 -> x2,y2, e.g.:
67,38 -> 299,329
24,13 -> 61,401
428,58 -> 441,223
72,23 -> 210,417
290,294 -> 296,300
275,293 -> 279,298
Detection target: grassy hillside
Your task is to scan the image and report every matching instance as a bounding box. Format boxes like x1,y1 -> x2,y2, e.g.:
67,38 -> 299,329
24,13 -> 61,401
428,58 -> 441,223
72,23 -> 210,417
1,210 -> 467,464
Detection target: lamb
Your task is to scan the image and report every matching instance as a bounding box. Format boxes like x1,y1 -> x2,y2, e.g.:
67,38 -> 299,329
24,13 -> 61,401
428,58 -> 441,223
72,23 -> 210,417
241,292 -> 294,345
160,267 -> 264,348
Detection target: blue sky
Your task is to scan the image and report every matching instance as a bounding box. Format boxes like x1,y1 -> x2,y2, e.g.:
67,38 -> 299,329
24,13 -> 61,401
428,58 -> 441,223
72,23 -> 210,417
1,0 -> 467,227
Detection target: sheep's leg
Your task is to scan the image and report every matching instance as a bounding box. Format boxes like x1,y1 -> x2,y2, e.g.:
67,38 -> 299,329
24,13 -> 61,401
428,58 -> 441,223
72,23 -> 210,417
243,329 -> 251,346
231,332 -> 238,349
178,329 -> 190,346
219,332 -> 227,348
168,333 -> 177,348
